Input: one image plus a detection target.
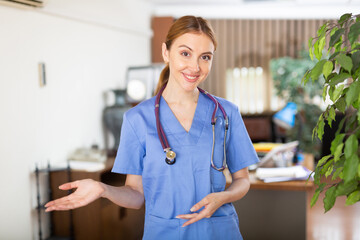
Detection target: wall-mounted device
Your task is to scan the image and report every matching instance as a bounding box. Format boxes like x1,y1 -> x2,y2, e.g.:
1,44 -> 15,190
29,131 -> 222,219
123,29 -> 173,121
38,62 -> 46,87
125,64 -> 165,103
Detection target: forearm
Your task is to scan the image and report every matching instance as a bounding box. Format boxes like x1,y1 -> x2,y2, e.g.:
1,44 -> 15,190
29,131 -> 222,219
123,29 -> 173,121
100,183 -> 144,209
221,176 -> 250,204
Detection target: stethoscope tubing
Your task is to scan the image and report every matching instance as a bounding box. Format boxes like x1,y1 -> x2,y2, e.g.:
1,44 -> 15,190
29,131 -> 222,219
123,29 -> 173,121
155,84 -> 228,171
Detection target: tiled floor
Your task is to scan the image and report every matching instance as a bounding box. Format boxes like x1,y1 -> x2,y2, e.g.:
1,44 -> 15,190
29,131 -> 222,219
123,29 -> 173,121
307,188 -> 360,240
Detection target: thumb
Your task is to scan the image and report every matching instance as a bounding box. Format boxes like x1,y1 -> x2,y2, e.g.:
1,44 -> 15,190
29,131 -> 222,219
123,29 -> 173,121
59,181 -> 79,190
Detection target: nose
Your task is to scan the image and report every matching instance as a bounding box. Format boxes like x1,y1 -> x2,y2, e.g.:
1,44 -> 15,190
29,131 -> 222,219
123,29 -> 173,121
189,58 -> 200,72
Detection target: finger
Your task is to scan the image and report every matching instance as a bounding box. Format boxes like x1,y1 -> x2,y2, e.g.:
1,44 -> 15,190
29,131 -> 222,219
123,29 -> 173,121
190,197 -> 209,212
176,213 -> 199,219
44,196 -> 68,208
182,211 -> 207,227
59,181 -> 80,190
45,197 -> 84,212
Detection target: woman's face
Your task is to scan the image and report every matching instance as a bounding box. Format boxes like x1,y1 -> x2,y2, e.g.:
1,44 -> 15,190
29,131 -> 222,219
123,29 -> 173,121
162,32 -> 215,92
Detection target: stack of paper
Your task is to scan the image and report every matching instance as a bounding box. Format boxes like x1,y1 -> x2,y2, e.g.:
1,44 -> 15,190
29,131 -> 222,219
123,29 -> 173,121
255,165 -> 312,183
69,160 -> 106,172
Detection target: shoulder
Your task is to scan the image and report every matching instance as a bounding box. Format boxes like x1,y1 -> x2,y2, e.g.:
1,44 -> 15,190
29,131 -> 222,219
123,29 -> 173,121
213,96 -> 238,112
202,93 -> 239,116
124,96 -> 156,121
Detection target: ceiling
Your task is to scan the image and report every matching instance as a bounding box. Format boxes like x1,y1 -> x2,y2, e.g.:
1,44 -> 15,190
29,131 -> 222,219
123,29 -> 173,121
146,0 -> 358,5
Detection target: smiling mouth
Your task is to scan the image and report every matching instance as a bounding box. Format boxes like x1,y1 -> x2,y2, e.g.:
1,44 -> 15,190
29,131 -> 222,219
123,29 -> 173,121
182,73 -> 200,82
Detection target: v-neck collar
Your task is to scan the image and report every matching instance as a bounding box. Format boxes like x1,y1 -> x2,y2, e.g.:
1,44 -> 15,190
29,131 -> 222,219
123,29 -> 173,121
159,91 -> 211,146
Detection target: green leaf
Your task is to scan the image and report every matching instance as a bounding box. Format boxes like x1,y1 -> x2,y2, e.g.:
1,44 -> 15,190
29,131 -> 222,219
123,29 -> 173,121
317,154 -> 332,167
351,51 -> 360,72
317,118 -> 325,141
321,159 -> 334,175
345,190 -> 360,206
335,97 -> 346,113
328,107 -> 336,127
309,46 -> 314,61
315,37 -> 325,60
308,37 -> 314,61
323,61 -> 333,79
329,52 -> 340,60
349,22 -> 360,46
314,40 -> 320,61
322,85 -> 328,101
358,164 -> 360,177
346,81 -> 360,107
331,84 -> 345,102
332,167 -> 343,180
331,133 -> 345,153
336,54 -> 353,73
314,165 -> 321,185
324,185 -> 337,212
334,143 -> 344,162
318,37 -> 326,57
336,180 -> 358,196
302,70 -> 311,85
339,13 -> 352,26
317,22 -> 328,36
311,183 -> 327,207
325,165 -> 334,178
343,154 -> 359,184
330,28 -> 345,47
334,41 -> 343,52
329,73 -> 351,86
358,109 -> 360,125
311,60 -> 327,81
344,134 -> 358,159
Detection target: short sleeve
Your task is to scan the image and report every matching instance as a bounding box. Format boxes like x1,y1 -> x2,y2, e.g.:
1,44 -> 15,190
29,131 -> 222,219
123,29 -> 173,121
111,112 -> 145,175
226,107 -> 259,173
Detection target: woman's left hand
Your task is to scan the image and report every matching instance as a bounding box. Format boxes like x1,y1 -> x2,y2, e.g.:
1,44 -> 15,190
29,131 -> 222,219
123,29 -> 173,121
176,192 -> 227,227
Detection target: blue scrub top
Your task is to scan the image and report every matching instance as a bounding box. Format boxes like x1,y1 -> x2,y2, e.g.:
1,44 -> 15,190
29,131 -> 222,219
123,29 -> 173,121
112,92 -> 259,240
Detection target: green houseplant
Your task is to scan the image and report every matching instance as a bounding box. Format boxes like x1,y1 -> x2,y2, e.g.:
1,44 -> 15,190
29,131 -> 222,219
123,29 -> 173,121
270,51 -> 323,158
303,13 -> 360,212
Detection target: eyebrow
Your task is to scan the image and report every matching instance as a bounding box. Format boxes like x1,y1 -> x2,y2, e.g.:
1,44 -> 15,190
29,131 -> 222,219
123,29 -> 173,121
178,44 -> 214,55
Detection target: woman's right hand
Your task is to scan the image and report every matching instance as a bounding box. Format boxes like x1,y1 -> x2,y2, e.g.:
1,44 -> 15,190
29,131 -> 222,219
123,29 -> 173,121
45,179 -> 105,212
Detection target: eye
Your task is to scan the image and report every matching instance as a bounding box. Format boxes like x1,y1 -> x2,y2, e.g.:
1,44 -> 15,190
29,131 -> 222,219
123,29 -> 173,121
202,55 -> 212,61
181,51 -> 190,57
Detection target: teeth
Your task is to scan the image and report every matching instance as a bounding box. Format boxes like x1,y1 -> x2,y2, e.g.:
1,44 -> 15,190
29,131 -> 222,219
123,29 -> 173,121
185,74 -> 197,80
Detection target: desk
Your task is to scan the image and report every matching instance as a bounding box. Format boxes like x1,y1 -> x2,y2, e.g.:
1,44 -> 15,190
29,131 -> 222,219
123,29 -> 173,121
231,154 -> 314,240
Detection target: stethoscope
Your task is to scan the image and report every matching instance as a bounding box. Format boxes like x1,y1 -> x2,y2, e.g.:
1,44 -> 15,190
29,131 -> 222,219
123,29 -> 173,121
155,84 -> 229,172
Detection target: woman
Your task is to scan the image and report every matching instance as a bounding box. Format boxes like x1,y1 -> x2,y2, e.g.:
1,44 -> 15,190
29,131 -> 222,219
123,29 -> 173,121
45,16 -> 259,239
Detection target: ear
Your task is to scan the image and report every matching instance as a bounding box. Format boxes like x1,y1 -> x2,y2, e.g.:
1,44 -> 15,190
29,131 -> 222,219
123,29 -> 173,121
162,43 -> 169,63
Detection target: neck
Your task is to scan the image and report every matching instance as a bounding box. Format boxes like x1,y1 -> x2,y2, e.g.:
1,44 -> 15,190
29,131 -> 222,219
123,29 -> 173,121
162,80 -> 199,104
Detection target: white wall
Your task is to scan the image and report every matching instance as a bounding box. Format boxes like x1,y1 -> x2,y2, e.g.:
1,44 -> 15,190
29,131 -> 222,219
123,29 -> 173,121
0,0 -> 152,239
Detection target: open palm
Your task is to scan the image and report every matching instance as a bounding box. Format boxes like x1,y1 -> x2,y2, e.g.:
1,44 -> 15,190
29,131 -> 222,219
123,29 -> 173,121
45,179 -> 104,212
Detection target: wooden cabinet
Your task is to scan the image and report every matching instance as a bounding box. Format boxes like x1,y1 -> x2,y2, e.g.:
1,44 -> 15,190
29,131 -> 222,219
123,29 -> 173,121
49,158 -> 145,240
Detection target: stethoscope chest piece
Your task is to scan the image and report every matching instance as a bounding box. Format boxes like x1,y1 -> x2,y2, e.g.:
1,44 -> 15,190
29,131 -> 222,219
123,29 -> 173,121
165,150 -> 176,165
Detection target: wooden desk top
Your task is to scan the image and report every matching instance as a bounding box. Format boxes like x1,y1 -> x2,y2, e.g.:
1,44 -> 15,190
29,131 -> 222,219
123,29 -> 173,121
225,153 -> 315,192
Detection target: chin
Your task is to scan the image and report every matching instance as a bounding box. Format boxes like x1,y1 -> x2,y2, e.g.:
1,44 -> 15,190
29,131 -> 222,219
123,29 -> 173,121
180,81 -> 201,92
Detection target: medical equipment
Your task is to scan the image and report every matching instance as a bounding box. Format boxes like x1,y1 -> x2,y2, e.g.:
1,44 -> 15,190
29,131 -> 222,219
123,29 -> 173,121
155,84 -> 229,171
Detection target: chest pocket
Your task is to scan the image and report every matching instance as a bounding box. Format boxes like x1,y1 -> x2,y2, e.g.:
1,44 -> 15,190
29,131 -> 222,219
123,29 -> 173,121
210,115 -> 226,192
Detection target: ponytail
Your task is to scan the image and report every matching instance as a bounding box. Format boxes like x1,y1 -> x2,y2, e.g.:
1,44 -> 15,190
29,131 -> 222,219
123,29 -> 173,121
154,64 -> 170,95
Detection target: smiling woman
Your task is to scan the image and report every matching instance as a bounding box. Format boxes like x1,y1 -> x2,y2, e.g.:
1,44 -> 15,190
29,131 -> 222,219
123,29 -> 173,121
45,15 -> 259,240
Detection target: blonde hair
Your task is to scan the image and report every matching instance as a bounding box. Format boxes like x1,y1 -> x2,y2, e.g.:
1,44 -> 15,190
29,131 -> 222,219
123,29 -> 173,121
154,16 -> 217,95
